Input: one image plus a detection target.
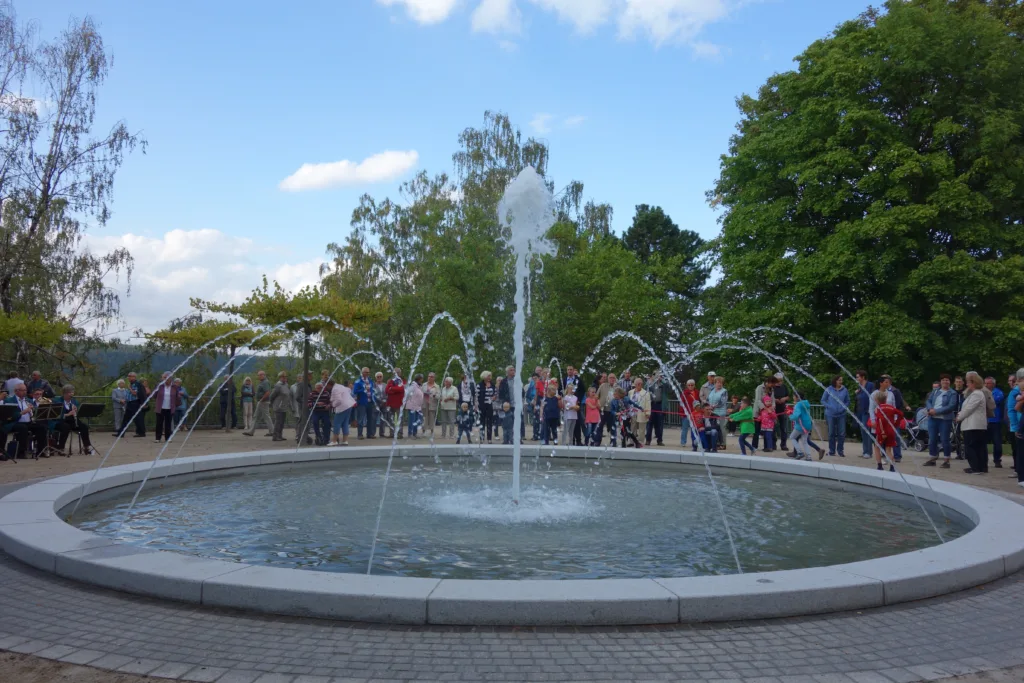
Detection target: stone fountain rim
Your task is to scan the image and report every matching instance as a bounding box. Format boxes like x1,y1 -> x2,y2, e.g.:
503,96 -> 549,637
1,445 -> 1022,626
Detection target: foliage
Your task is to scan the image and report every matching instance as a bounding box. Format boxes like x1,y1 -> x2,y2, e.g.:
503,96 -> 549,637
0,4 -> 142,378
707,0 -> 1024,396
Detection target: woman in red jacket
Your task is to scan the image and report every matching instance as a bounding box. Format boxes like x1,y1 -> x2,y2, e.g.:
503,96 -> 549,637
384,368 -> 405,439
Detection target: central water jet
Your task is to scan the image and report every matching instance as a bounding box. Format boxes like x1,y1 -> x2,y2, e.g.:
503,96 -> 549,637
498,167 -> 555,502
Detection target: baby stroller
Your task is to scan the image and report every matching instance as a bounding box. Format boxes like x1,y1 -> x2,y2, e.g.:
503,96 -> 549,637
903,408 -> 930,452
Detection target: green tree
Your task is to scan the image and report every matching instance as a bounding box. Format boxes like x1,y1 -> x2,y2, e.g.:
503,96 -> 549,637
0,7 -> 143,377
709,0 -> 1024,392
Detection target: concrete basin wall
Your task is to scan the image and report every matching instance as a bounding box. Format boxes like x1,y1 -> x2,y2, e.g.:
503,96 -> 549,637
2,445 -> 1023,626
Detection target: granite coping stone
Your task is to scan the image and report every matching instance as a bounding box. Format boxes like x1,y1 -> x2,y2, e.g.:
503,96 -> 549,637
1,446 -> 1023,626
427,578 -> 678,625
55,543 -> 247,602
654,566 -> 885,622
202,565 -> 439,624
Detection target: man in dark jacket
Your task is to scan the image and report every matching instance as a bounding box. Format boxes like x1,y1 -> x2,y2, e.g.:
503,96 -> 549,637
854,370 -> 874,458
645,373 -> 666,447
219,375 -> 237,431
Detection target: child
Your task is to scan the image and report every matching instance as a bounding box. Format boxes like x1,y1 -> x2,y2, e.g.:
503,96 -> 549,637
456,402 -> 474,444
562,390 -> 579,445
873,389 -> 903,472
759,393 -> 777,452
501,401 -> 514,445
542,384 -> 562,445
610,387 -> 641,448
584,387 -> 601,446
728,398 -> 756,455
788,392 -> 814,460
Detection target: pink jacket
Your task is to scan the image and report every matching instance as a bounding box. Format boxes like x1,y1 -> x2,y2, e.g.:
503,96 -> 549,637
405,382 -> 424,412
330,384 -> 355,413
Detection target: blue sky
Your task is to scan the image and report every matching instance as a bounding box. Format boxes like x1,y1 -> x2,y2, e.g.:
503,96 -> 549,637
19,0 -> 870,333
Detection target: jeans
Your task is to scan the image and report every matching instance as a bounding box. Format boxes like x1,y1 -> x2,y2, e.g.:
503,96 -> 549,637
311,410 -> 330,444
928,418 -> 952,459
739,433 -> 753,455
856,411 -> 872,456
680,416 -> 691,446
761,428 -> 775,451
355,403 -> 374,438
775,413 -> 789,449
988,423 -> 1003,464
408,411 -> 422,438
331,408 -> 351,438
827,415 -> 846,455
790,428 -> 809,458
584,422 -> 599,445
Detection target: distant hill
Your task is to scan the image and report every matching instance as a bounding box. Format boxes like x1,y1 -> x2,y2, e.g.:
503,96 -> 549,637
86,346 -> 302,381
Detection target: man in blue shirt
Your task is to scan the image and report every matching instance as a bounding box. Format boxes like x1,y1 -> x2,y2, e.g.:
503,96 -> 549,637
985,377 -> 1005,467
353,367 -> 376,440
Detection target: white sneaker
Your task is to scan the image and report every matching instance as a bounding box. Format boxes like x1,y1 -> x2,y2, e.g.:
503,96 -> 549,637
1018,481 -> 1024,489
861,454 -> 872,459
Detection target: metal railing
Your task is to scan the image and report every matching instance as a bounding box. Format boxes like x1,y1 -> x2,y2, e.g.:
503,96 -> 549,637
70,396 -> 295,432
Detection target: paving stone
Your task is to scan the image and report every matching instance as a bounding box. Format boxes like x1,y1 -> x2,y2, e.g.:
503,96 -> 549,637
150,661 -> 198,679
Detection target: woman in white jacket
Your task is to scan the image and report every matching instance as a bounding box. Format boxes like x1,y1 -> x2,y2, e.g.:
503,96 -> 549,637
330,379 -> 356,446
957,371 -> 989,474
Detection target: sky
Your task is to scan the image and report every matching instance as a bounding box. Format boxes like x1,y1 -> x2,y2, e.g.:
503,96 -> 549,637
18,0 -> 872,336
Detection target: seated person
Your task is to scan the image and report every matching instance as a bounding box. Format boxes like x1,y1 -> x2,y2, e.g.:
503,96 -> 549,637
4,382 -> 47,459
55,384 -> 93,455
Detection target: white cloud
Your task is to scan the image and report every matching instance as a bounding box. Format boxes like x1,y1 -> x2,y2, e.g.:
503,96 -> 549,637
528,0 -> 614,33
529,113 -> 553,134
278,150 -> 419,192
376,0 -> 460,24
564,115 -> 586,128
472,0 -> 522,34
690,40 -> 723,60
85,230 -> 324,335
619,0 -> 730,47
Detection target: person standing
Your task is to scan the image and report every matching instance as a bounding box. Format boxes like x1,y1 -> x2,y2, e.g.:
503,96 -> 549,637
596,373 -> 613,446
373,372 -> 387,438
308,382 -> 332,446
458,373 -> 476,416
707,375 -> 729,450
330,378 -> 356,446
924,374 -> 956,468
629,378 -> 651,448
294,371 -> 314,445
772,373 -> 790,452
240,377 -> 255,432
218,375 -> 237,432
244,370 -> 274,437
821,375 -> 850,457
269,371 -> 291,442
384,368 -> 406,439
406,374 -> 425,439
957,372 -> 990,474
477,371 -> 496,444
1009,373 -> 1022,481
152,372 -> 180,443
853,371 -> 874,458
353,367 -> 376,440
681,378 -> 702,448
439,377 -> 458,438
423,373 -> 440,438
4,371 -> 24,394
27,371 -> 55,399
985,376 -> 1005,468
111,380 -> 128,435
645,373 -> 666,447
699,371 -> 716,405
124,372 -> 146,438
751,376 -> 774,451
1012,369 -> 1024,487
174,378 -> 189,430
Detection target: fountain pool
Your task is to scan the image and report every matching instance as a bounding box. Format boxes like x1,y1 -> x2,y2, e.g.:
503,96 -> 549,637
75,458 -> 968,580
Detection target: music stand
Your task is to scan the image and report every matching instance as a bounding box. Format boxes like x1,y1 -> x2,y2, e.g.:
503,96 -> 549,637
33,404 -> 64,459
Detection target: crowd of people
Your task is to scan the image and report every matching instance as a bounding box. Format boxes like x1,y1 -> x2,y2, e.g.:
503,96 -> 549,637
3,365 -> 1023,483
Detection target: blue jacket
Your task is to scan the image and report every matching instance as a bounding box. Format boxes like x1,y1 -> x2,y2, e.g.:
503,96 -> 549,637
925,388 -> 956,421
989,387 -> 1005,424
353,377 -> 374,406
820,386 -> 849,419
1009,386 -> 1021,432
792,399 -> 813,432
854,381 -> 874,415
542,396 -> 561,420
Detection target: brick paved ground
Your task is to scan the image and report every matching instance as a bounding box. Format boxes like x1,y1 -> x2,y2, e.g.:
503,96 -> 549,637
2,549 -> 1024,682
4,433 -> 1024,682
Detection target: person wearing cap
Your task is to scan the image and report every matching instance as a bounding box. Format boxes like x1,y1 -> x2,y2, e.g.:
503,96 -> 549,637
699,371 -> 716,405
